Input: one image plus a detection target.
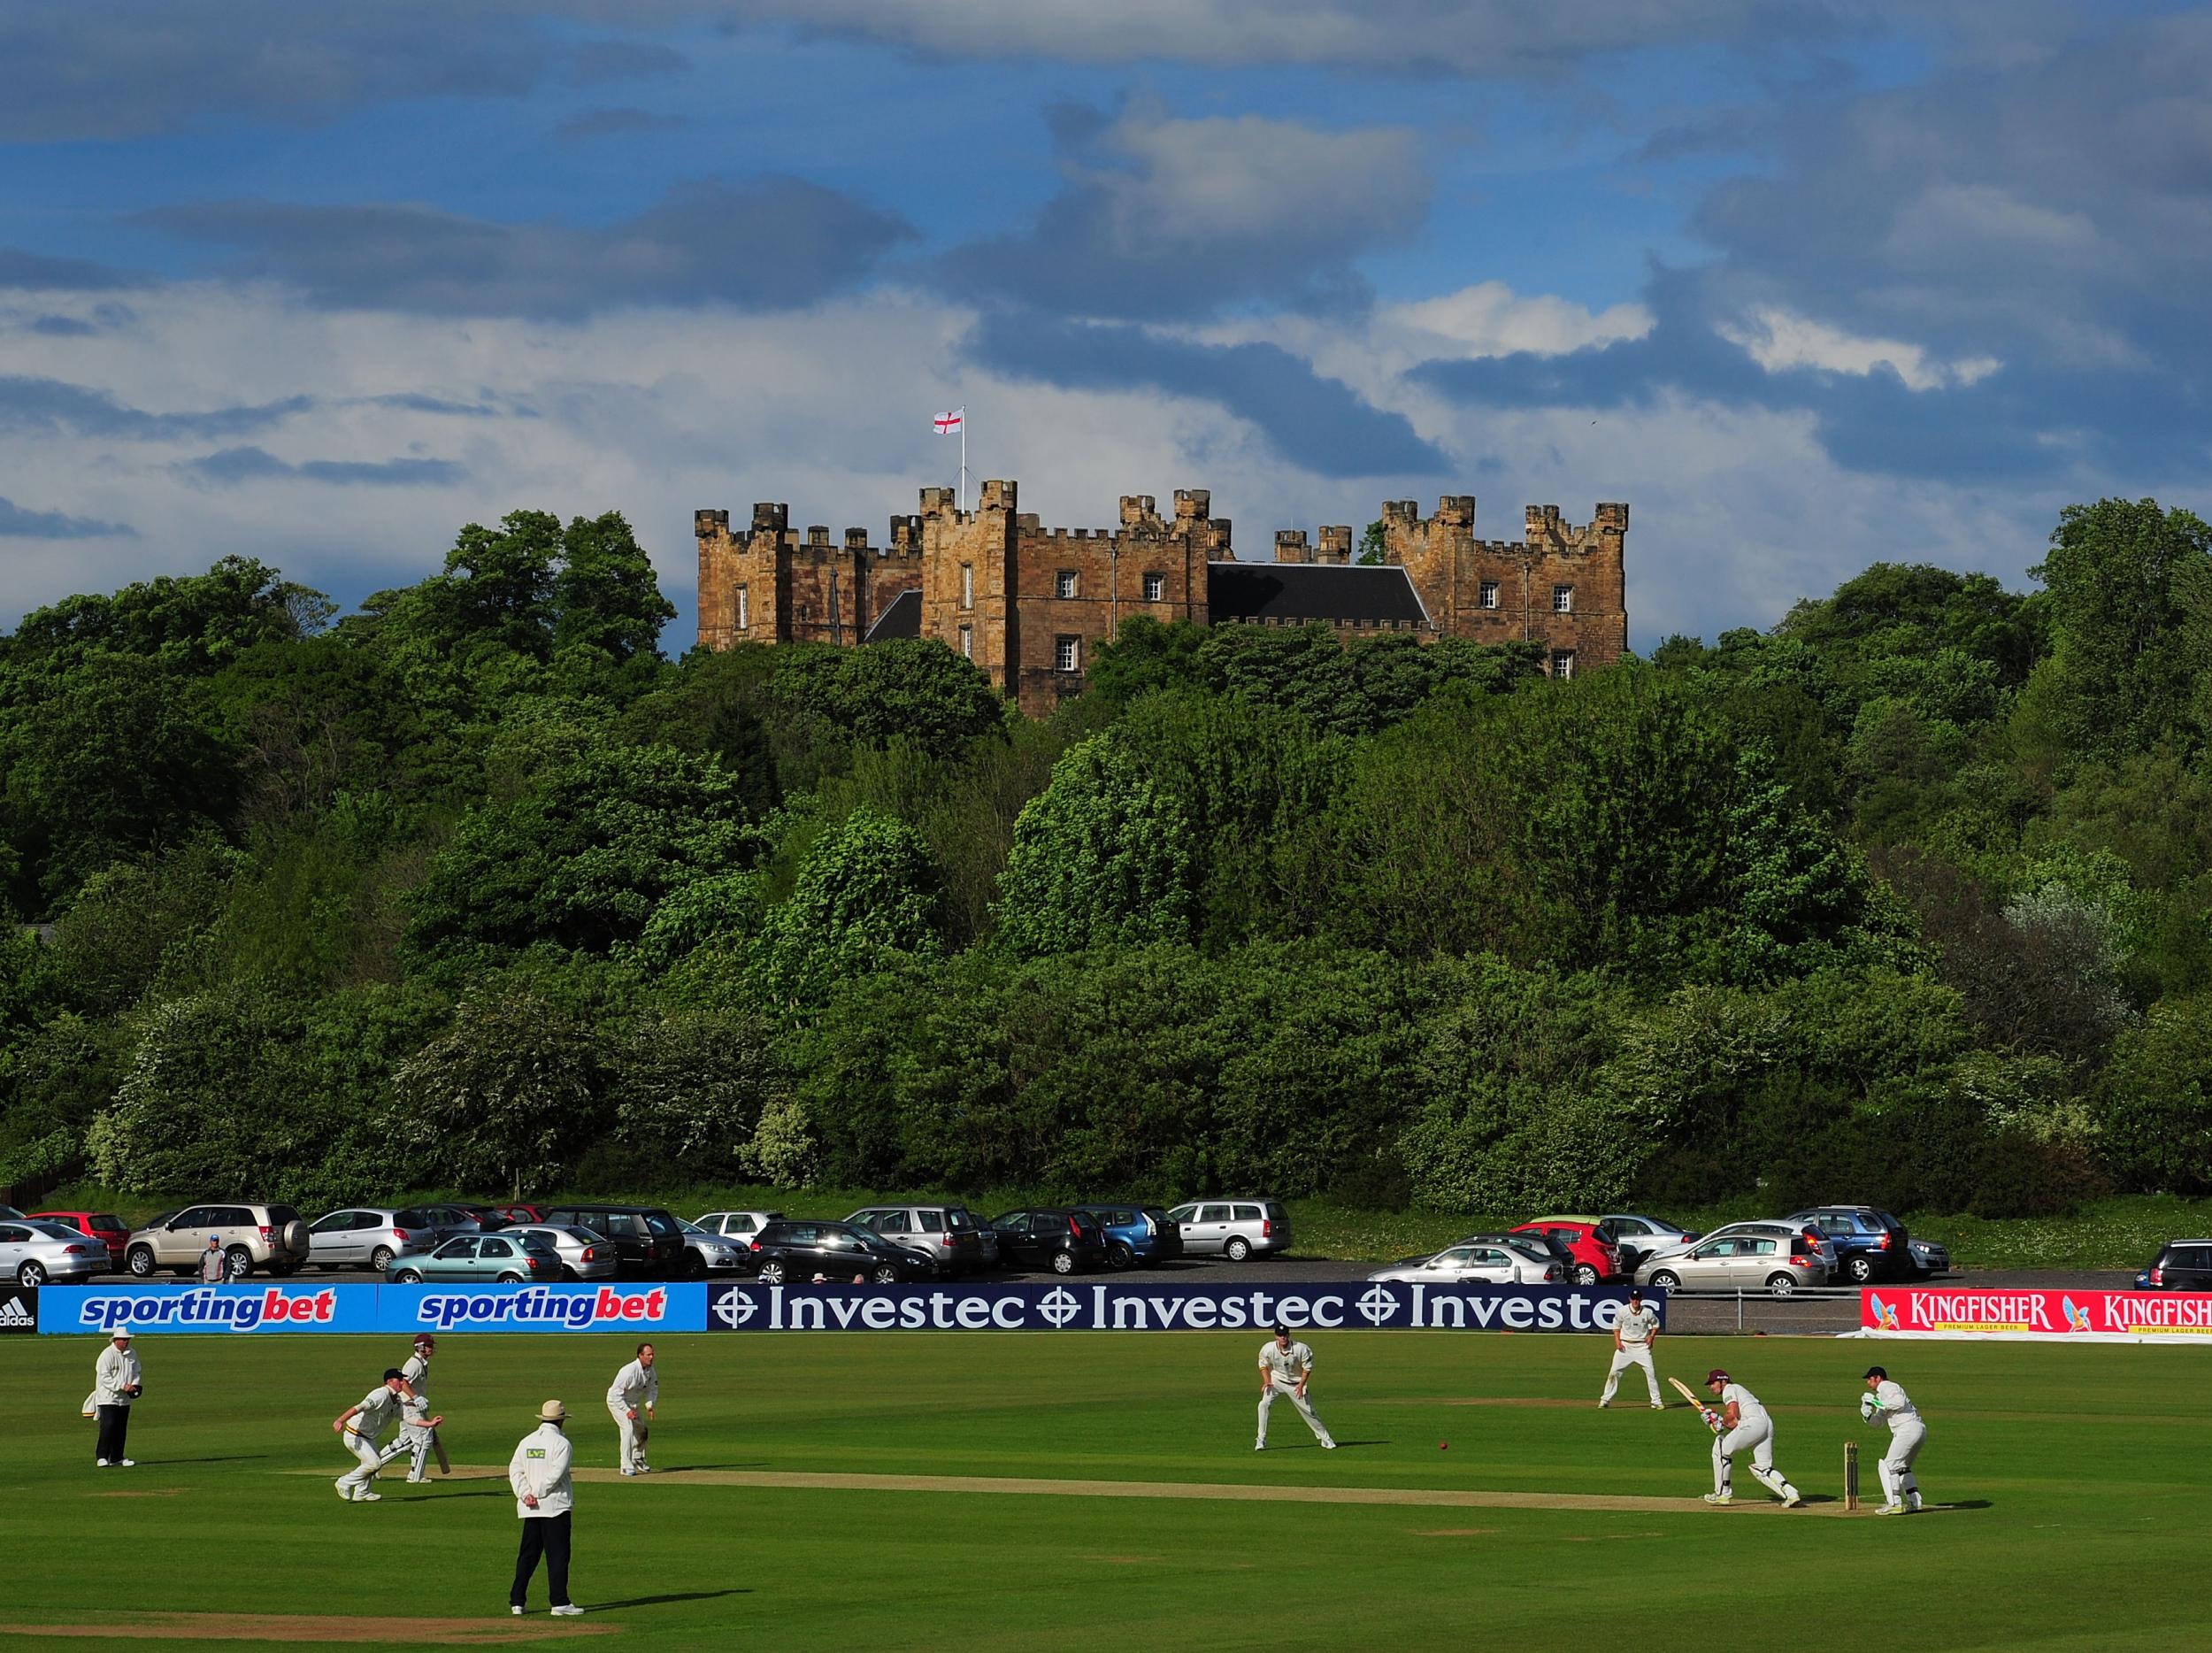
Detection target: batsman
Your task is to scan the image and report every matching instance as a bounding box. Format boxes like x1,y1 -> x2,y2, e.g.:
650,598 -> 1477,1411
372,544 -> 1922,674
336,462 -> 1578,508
1678,1369 -> 1801,1507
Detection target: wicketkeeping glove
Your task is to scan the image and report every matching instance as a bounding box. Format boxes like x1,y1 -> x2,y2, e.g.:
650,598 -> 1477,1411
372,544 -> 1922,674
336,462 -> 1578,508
1858,1391 -> 1879,1422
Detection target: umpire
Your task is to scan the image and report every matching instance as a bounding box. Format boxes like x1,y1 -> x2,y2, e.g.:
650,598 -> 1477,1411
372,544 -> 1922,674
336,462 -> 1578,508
508,1400 -> 584,1617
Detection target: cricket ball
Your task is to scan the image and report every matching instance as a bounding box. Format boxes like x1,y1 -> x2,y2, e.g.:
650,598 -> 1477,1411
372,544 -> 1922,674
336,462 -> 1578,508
1439,1441 -> 1448,1450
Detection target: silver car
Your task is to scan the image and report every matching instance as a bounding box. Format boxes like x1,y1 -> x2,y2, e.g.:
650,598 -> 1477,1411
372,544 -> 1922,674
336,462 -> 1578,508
1636,1221 -> 1833,1298
694,1210 -> 782,1246
845,1205 -> 986,1276
307,1207 -> 442,1273
1167,1199 -> 1291,1262
501,1224 -> 618,1281
1,1219 -> 110,1286
1368,1236 -> 1562,1286
679,1220 -> 749,1276
1600,1213 -> 1701,1272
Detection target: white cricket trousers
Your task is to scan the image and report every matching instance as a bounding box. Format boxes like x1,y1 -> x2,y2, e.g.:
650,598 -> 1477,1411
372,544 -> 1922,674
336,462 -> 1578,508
1600,1345 -> 1661,1405
380,1424 -> 436,1480
1880,1418 -> 1926,1508
336,1429 -> 383,1498
1257,1384 -> 1334,1448
1714,1417 -> 1795,1499
609,1400 -> 649,1471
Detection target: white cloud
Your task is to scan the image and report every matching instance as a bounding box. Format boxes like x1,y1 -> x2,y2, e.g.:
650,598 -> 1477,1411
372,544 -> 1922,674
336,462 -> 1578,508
1719,305 -> 2001,391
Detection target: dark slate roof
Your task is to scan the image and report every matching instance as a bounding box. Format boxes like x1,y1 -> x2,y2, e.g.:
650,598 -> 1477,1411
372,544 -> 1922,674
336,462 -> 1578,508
1205,561 -> 1429,626
862,588 -> 921,643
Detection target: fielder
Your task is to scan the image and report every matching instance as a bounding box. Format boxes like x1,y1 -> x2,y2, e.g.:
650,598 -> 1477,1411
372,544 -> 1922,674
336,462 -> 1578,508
333,1369 -> 410,1503
1598,1288 -> 1664,1409
1256,1324 -> 1337,1450
1700,1367 -> 1801,1506
606,1343 -> 657,1475
1861,1365 -> 1926,1514
380,1334 -> 449,1481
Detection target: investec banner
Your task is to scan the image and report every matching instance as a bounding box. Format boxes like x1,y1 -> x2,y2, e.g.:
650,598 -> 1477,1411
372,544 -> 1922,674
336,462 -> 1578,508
709,1280 -> 1654,1334
1860,1287 -> 2212,1344
40,1283 -> 706,1335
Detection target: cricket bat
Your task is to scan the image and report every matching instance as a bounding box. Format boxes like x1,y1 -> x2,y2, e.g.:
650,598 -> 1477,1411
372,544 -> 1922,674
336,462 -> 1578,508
433,1428 -> 451,1475
1667,1376 -> 1721,1433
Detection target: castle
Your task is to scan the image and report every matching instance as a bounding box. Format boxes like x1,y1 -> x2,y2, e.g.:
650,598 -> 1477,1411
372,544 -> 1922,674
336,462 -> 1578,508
695,481 -> 1627,716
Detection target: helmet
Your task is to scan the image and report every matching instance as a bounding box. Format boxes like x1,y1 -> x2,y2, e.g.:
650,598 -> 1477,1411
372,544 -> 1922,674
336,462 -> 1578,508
1705,1368 -> 1730,1385
413,1333 -> 437,1350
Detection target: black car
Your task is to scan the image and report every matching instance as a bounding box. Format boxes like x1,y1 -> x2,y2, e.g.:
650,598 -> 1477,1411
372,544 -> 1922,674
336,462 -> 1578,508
988,1208 -> 1110,1275
1784,1206 -> 1913,1284
542,1204 -> 688,1277
739,1220 -> 940,1285
2140,1240 -> 2212,1290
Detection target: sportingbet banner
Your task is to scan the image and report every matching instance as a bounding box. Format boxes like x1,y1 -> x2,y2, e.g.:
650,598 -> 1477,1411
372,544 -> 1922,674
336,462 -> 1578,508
1859,1286 -> 2212,1344
37,1282 -> 707,1335
377,1282 -> 703,1335
707,1280 -> 1656,1334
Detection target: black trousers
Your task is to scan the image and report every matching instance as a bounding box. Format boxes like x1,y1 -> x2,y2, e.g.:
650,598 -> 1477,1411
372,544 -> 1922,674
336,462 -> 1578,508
511,1511 -> 572,1609
95,1404 -> 131,1463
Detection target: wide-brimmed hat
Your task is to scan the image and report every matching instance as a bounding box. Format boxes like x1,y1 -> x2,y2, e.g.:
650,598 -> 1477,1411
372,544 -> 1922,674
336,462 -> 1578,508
538,1399 -> 568,1422
111,1326 -> 134,1341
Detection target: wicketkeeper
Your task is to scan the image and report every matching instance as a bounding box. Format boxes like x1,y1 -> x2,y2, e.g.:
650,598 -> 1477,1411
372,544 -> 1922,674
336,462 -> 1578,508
1598,1288 -> 1663,1409
1700,1367 -> 1801,1507
1861,1365 -> 1926,1514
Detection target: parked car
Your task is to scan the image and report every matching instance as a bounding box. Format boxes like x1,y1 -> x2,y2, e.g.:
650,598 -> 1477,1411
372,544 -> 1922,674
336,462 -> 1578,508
737,1219 -> 940,1285
847,1205 -> 986,1277
541,1204 -> 688,1277
1509,1218 -> 1623,1286
0,1218 -> 110,1286
989,1208 -> 1110,1275
694,1210 -> 783,1246
500,1223 -> 618,1281
1597,1213 -> 1700,1273
306,1207 -> 442,1273
2139,1240 -> 2212,1291
679,1219 -> 751,1277
387,1232 -> 563,1284
125,1203 -> 311,1280
1783,1206 -> 1913,1285
488,1203 -> 550,1226
1636,1221 -> 1832,1297
1908,1237 -> 1951,1278
1166,1199 -> 1290,1262
417,1204 -> 486,1239
1074,1204 -> 1185,1270
0,1204 -> 24,1220
28,1210 -> 129,1270
1368,1236 -> 1563,1286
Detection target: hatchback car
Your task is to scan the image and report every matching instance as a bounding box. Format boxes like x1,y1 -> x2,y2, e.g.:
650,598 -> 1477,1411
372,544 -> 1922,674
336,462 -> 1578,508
28,1211 -> 129,1270
694,1210 -> 783,1246
1637,1222 -> 1832,1297
989,1208 -> 1110,1274
738,1220 -> 940,1285
1368,1235 -> 1563,1286
1597,1213 -> 1700,1273
541,1205 -> 687,1277
0,1219 -> 110,1286
125,1203 -> 311,1280
387,1233 -> 562,1284
1509,1219 -> 1623,1285
306,1207 -> 442,1273
2139,1240 -> 2212,1291
1074,1204 -> 1185,1270
678,1219 -> 751,1277
847,1205 -> 985,1277
1784,1206 -> 1913,1285
1167,1200 -> 1290,1262
499,1223 -> 619,1281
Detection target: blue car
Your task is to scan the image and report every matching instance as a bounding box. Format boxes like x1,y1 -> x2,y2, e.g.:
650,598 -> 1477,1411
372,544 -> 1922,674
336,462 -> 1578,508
1075,1204 -> 1184,1271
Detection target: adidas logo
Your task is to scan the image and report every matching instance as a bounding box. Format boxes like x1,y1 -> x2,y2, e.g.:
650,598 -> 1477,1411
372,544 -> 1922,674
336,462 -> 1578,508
0,1294 -> 34,1328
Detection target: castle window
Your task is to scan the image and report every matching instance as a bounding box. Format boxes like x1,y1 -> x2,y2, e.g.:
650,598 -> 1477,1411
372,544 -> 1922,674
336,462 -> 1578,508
1143,572 -> 1165,602
1056,569 -> 1079,599
1551,650 -> 1577,680
958,624 -> 972,660
736,585 -> 749,630
1479,580 -> 1500,611
1553,584 -> 1574,613
960,563 -> 974,609
1055,635 -> 1081,673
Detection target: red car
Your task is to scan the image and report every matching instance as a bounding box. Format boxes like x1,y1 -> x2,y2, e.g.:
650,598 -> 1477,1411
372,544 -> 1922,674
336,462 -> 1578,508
30,1211 -> 129,1271
1509,1218 -> 1624,1285
488,1203 -> 549,1226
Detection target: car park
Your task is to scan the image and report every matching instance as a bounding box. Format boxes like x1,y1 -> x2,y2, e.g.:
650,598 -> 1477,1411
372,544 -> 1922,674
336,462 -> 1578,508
0,1219 -> 110,1286
541,1204 -> 687,1277
1367,1236 -> 1563,1285
2139,1240 -> 2212,1290
737,1219 -> 940,1285
1783,1206 -> 1913,1285
27,1210 -> 129,1270
125,1203 -> 311,1280
1597,1213 -> 1699,1273
499,1223 -> 619,1281
1074,1204 -> 1184,1270
678,1219 -> 751,1277
1509,1218 -> 1622,1285
1166,1199 -> 1290,1262
846,1205 -> 986,1277
989,1208 -> 1111,1274
387,1232 -> 563,1284
1635,1221 -> 1832,1297
306,1208 -> 441,1273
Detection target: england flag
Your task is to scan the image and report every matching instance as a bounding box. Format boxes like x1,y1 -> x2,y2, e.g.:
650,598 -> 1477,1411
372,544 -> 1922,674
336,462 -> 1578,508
933,408 -> 964,434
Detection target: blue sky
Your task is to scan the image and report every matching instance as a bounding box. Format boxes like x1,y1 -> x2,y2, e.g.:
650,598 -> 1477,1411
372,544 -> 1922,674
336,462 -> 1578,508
2,2 -> 2204,648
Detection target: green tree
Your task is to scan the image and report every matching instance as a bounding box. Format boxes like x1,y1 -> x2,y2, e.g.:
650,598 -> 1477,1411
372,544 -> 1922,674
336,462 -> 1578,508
995,737 -> 1196,957
392,988 -> 603,1199
554,511 -> 677,664
2098,994 -> 2212,1193
763,805 -> 943,1005
771,640 -> 1006,759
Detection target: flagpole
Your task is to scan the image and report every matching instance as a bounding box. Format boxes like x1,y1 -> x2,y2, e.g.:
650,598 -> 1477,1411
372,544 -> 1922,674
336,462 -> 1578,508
960,419 -> 968,513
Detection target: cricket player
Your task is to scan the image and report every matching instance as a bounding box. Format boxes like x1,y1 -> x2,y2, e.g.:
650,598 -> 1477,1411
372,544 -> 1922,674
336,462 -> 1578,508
1598,1288 -> 1664,1409
606,1343 -> 657,1475
1861,1365 -> 1926,1513
91,1326 -> 143,1467
1700,1367 -> 1801,1506
510,1399 -> 584,1617
380,1334 -> 447,1481
333,1369 -> 410,1502
1256,1324 -> 1337,1451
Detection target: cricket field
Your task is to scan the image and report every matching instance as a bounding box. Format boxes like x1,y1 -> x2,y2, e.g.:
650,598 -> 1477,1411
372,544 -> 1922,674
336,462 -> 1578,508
1,1330 -> 2200,1651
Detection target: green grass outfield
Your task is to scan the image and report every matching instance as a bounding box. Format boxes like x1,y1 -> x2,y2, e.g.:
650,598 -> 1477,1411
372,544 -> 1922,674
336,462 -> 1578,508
1,1330 -> 2201,1652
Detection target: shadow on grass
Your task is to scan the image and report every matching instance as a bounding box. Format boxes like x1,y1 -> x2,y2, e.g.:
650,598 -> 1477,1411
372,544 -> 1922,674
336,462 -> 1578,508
656,1463 -> 768,1472
150,1455 -> 271,1465
588,1589 -> 749,1611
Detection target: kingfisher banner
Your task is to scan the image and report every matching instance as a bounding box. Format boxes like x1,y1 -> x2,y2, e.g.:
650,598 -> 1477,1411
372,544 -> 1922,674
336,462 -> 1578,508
707,1280 -> 1656,1334
1858,1286 -> 2212,1343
